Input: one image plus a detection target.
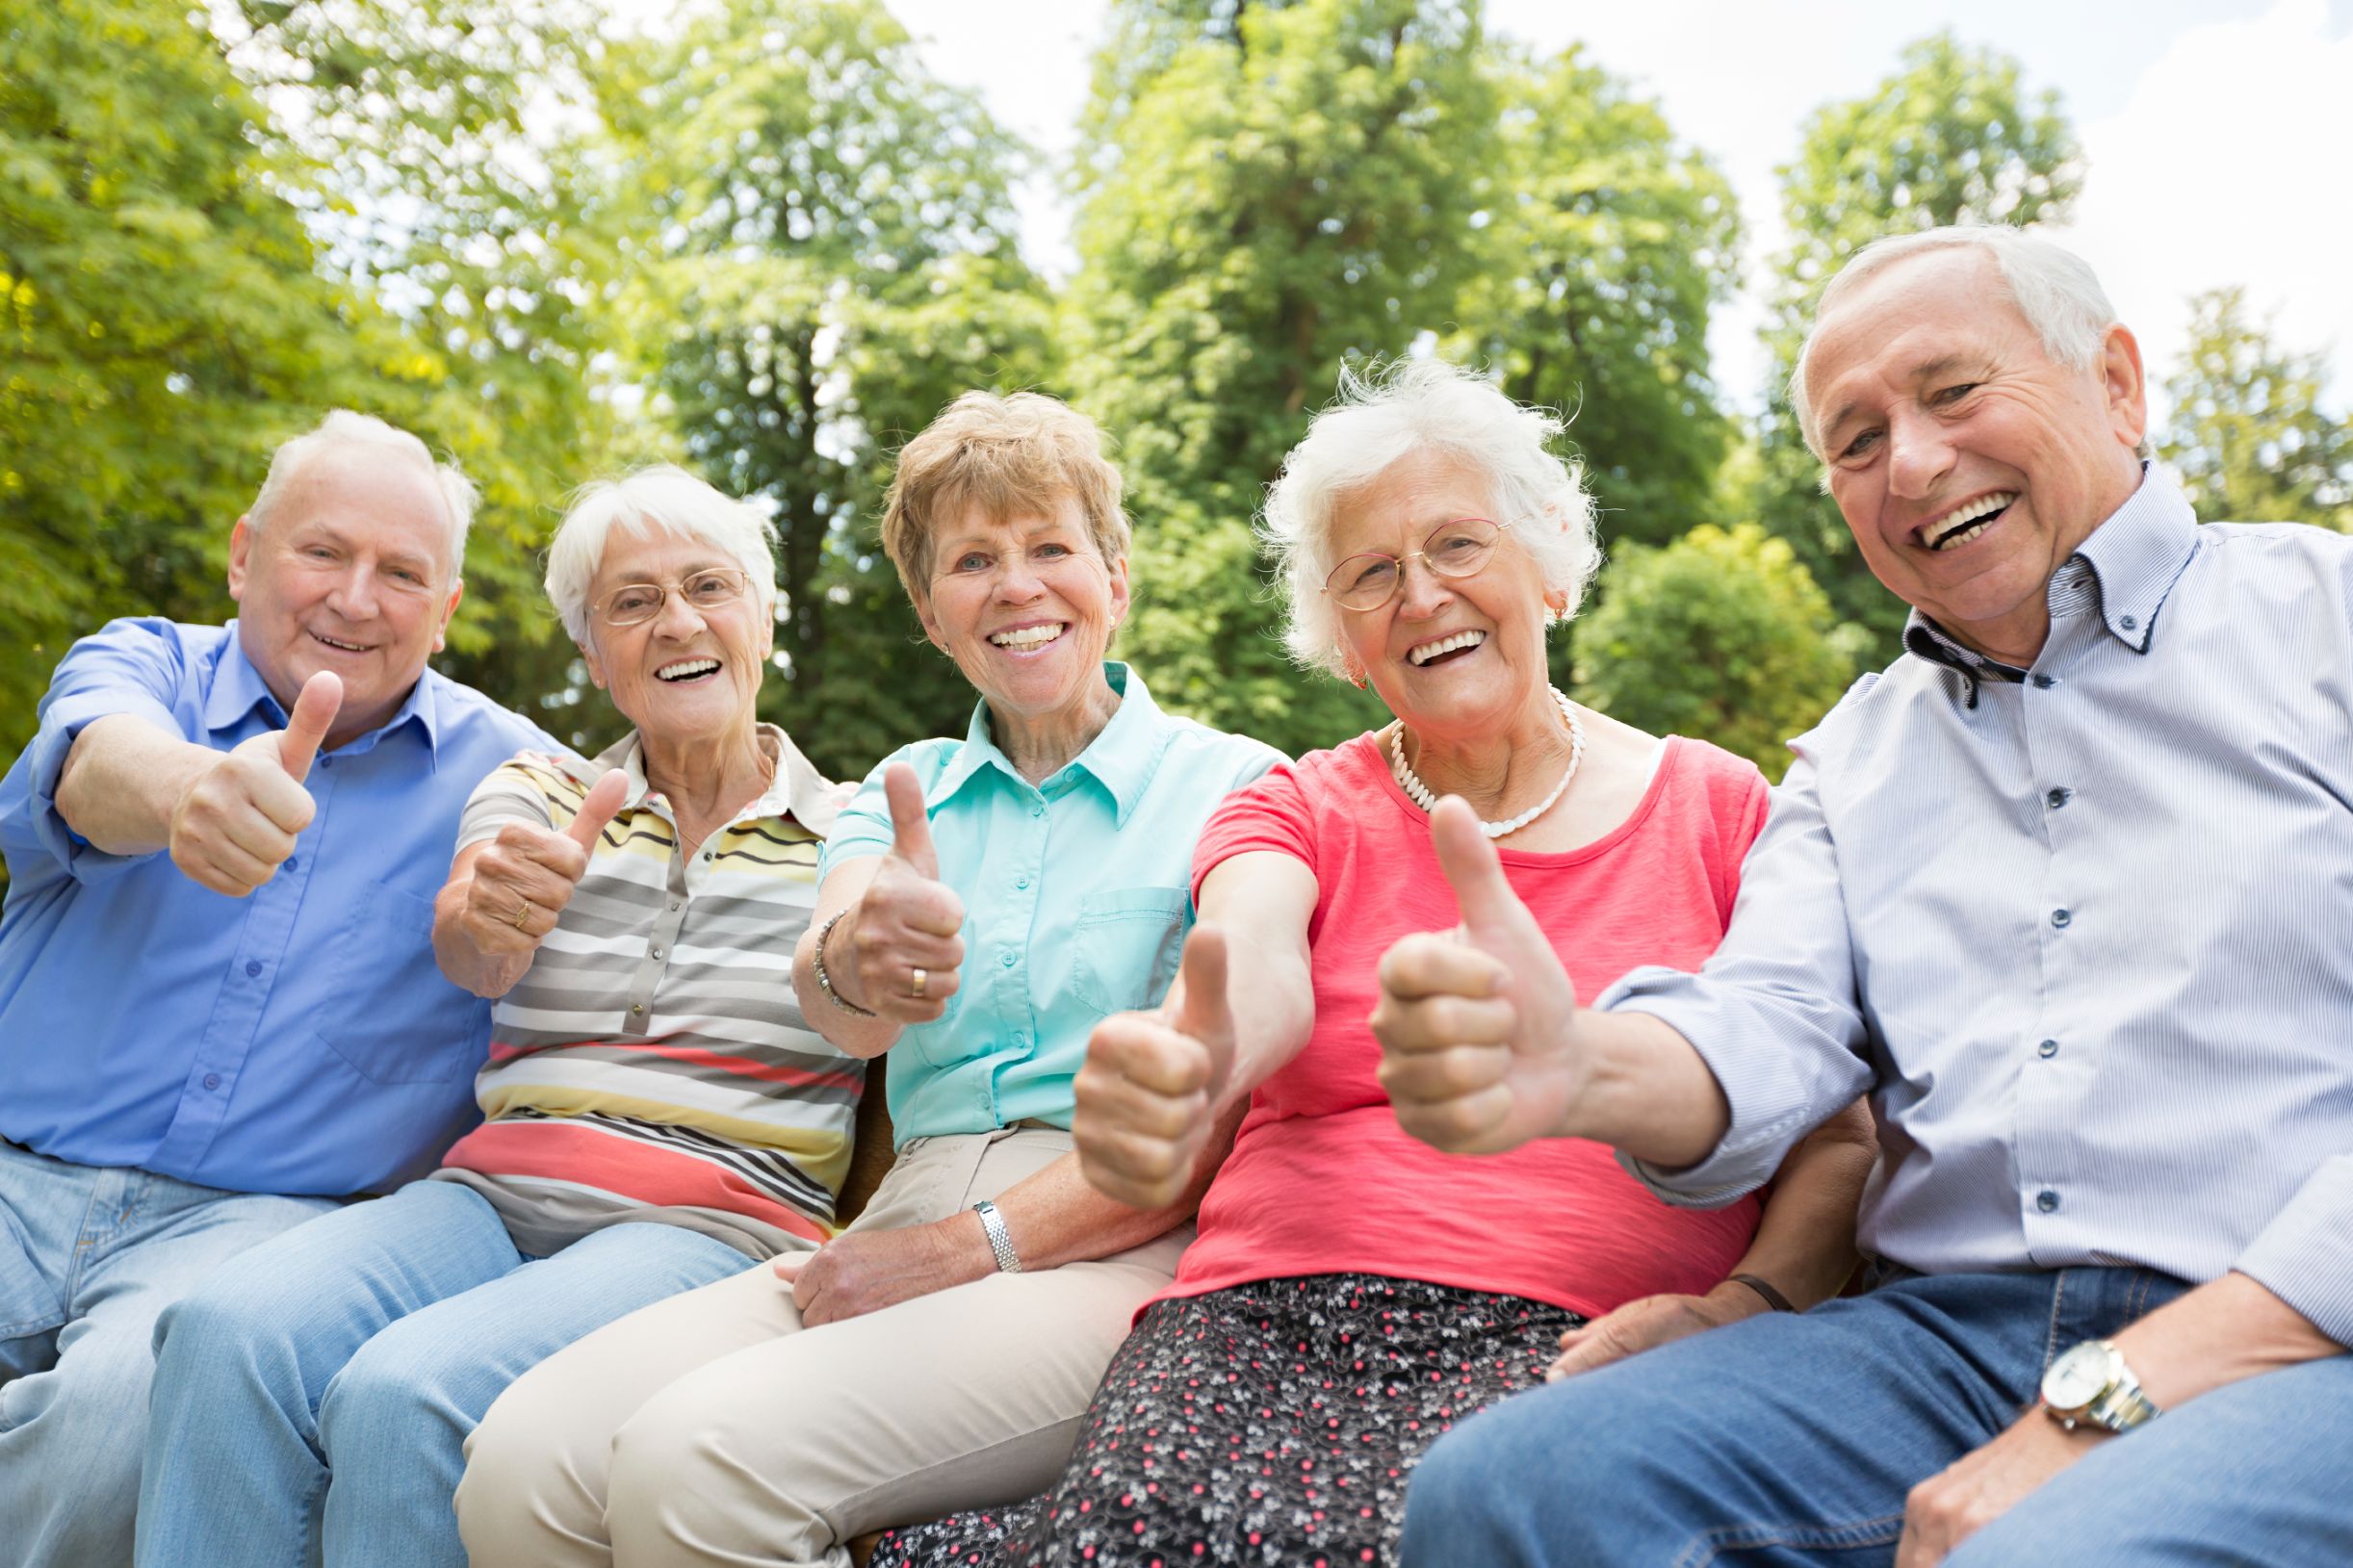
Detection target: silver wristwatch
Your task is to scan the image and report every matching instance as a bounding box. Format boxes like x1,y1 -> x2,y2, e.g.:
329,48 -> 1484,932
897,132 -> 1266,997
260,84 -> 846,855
2040,1339 -> 2159,1434
971,1198 -> 1022,1273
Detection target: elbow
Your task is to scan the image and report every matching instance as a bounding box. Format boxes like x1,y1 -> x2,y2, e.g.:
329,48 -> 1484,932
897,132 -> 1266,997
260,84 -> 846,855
1809,1099 -> 1879,1158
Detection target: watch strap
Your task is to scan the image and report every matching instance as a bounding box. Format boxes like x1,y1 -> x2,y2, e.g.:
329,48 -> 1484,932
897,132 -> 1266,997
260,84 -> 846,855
971,1198 -> 1022,1273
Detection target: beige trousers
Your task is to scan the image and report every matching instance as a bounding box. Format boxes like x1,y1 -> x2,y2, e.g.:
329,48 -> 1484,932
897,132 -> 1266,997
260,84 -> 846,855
453,1126 -> 1187,1568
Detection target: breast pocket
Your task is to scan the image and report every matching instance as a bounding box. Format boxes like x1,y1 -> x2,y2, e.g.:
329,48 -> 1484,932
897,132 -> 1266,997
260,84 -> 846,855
315,882 -> 491,1085
1068,887 -> 1192,1018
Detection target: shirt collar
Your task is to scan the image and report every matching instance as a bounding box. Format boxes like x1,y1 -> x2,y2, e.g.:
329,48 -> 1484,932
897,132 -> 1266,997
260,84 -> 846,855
561,722 -> 844,835
930,662 -> 1169,827
204,621 -> 441,758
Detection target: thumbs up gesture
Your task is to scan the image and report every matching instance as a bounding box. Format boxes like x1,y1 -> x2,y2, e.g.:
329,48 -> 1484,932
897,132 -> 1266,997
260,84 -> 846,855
832,762 -> 967,1022
168,671 -> 343,896
1371,796 -> 1585,1155
1074,925 -> 1237,1210
457,768 -> 631,954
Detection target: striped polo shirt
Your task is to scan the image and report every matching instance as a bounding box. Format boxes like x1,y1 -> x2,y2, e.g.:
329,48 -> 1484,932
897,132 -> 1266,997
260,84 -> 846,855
430,725 -> 861,1260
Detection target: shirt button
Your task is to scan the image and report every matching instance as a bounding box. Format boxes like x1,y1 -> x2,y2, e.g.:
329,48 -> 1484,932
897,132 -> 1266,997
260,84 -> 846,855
318,756 -> 333,769
286,856 -> 298,872
1016,876 -> 1031,890
631,1002 -> 645,1015
2038,1039 -> 2059,1059
668,899 -> 682,912
202,1073 -> 221,1091
651,946 -> 665,960
2045,787 -> 2071,810
2036,1190 -> 2060,1214
245,960 -> 262,978
1029,805 -> 1045,819
999,952 -> 1017,967
2051,908 -> 2072,929
2119,614 -> 2139,631
2031,674 -> 2056,690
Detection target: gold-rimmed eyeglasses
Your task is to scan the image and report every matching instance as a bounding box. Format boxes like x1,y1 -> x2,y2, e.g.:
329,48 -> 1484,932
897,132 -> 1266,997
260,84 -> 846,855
1323,518 -> 1514,612
593,567 -> 751,629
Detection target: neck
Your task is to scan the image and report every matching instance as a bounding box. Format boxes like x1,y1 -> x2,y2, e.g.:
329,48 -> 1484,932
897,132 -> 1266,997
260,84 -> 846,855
988,672 -> 1123,784
640,719 -> 772,825
1399,687 -> 1574,816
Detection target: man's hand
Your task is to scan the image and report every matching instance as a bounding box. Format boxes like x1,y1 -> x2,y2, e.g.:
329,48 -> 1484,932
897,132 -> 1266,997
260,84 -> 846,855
1073,926 -> 1236,1210
166,671 -> 342,896
1545,1281 -> 1764,1381
836,763 -> 967,1022
1897,1409 -> 2104,1567
1372,795 -> 1585,1154
773,1217 -> 994,1326
454,769 -> 629,954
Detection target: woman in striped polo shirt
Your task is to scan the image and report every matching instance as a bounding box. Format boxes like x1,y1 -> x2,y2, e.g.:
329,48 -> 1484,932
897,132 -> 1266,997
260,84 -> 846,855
137,468 -> 858,1568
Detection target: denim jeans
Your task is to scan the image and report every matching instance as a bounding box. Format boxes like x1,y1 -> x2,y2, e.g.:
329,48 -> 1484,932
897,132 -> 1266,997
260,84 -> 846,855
0,1138 -> 336,1568
1403,1267 -> 2353,1567
133,1177 -> 753,1568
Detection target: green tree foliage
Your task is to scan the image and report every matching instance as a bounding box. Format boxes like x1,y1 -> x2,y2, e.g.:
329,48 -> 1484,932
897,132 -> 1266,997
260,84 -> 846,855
2159,288 -> 2353,532
1572,524 -> 1860,781
1751,33 -> 2082,661
588,0 -> 1057,776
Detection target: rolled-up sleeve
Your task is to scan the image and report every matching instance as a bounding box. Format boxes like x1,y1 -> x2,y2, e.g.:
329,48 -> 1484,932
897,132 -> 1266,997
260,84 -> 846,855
2234,1153 -> 2353,1348
1599,736 -> 1877,1207
3,620 -> 188,883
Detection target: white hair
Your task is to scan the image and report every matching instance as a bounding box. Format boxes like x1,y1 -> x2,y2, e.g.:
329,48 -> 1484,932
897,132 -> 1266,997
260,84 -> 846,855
1790,224 -> 2118,458
544,465 -> 779,644
247,410 -> 476,569
1262,359 -> 1600,679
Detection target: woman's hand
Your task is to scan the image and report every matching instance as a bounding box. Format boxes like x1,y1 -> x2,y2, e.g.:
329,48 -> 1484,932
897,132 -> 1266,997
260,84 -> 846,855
455,770 -> 629,953
773,1216 -> 994,1326
836,763 -> 966,1022
1073,927 -> 1236,1210
1545,1279 -> 1765,1381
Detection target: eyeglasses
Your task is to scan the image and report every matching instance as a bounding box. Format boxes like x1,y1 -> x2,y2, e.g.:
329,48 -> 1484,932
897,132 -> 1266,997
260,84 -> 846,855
1323,518 -> 1514,612
593,567 -> 751,629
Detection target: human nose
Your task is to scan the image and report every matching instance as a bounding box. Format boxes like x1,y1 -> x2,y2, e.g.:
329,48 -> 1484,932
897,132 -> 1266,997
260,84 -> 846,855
649,584 -> 710,638
323,562 -> 379,620
1884,406 -> 1955,501
1392,551 -> 1455,617
991,554 -> 1047,603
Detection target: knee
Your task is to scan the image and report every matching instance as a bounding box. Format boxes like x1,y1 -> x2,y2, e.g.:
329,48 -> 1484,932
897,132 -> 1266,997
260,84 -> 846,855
607,1382 -> 730,1518
454,1366 -> 603,1552
1402,1383 -> 1644,1565
317,1338 -> 462,1459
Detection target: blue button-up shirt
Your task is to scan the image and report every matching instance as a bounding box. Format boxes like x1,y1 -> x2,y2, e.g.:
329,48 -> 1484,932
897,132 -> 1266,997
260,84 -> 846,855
1605,472 -> 2353,1345
822,664 -> 1281,1144
0,618 -> 556,1195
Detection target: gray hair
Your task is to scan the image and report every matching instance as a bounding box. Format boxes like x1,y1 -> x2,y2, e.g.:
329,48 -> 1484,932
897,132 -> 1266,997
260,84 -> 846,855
545,465 -> 779,644
1263,359 -> 1600,679
247,410 -> 476,570
1790,224 -> 2117,459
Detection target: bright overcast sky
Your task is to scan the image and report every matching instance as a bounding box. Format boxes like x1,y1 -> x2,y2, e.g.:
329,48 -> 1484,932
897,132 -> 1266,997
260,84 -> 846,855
878,0 -> 2353,430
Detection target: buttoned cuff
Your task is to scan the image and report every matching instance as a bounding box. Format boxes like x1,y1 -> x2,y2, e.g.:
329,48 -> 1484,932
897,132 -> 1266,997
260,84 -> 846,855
2233,1152 -> 2353,1349
1599,964 -> 1865,1210
26,688 -> 180,882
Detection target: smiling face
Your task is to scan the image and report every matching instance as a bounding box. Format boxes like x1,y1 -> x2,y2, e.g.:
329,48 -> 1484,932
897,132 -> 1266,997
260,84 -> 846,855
1808,247 -> 2148,662
228,447 -> 463,747
1330,449 -> 1562,740
916,496 -> 1130,728
578,525 -> 770,748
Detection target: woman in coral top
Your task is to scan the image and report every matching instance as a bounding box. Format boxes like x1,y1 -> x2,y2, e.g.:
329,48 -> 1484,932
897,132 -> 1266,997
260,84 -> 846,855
875,360 -> 1875,1568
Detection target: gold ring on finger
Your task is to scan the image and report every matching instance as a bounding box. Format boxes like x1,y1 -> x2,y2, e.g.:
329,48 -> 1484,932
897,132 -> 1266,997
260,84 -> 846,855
909,966 -> 928,999
510,898 -> 533,931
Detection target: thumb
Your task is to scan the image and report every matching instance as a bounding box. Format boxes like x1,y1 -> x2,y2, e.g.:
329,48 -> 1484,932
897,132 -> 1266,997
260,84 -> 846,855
277,671 -> 342,780
1166,924 -> 1235,1087
884,762 -> 938,879
1430,795 -> 1534,951
564,769 -> 630,855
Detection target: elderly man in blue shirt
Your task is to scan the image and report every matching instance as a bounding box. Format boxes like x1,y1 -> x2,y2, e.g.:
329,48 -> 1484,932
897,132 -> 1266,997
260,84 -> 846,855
1380,226 -> 2353,1568
0,410 -> 555,1567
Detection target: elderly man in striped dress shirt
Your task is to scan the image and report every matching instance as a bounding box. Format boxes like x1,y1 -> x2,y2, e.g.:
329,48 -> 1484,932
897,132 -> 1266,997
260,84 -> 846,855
1382,225 -> 2353,1568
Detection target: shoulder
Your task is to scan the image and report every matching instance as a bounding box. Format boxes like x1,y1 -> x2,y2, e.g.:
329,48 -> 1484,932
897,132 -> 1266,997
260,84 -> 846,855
2189,519 -> 2353,594
854,735 -> 966,793
1220,732 -> 1384,814
1150,710 -> 1288,786
423,668 -> 565,758
54,615 -> 217,686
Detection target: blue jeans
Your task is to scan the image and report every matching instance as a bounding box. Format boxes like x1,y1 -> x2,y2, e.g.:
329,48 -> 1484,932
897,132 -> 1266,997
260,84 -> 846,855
1403,1267 -> 2353,1567
134,1177 -> 752,1568
0,1137 -> 335,1568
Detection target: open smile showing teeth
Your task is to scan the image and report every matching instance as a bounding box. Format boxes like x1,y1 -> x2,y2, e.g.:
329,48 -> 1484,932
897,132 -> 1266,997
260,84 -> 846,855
1921,493 -> 2017,553
1408,630 -> 1487,667
989,623 -> 1066,652
656,658 -> 720,681
310,631 -> 370,653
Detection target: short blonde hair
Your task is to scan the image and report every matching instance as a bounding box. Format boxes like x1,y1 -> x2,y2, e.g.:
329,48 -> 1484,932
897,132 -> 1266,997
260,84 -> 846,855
880,392 -> 1130,599
544,466 -> 778,644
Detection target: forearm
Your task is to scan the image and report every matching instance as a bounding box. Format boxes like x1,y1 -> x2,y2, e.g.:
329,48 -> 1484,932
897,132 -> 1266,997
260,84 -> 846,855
1716,1099 -> 1875,1311
1211,947 -> 1313,1111
998,1104 -> 1243,1270
2111,1271 -> 2344,1410
431,873 -> 533,998
54,715 -> 214,855
1560,1008 -> 1733,1169
791,914 -> 904,1059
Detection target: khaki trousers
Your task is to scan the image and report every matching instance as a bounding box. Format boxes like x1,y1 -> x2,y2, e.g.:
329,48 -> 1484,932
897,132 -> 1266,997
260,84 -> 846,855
453,1127 -> 1187,1568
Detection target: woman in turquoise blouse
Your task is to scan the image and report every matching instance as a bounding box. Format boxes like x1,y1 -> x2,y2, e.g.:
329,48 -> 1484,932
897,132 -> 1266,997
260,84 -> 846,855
456,391 -> 1280,1568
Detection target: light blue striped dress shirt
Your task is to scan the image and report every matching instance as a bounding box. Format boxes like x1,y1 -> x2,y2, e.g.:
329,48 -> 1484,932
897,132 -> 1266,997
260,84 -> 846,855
1602,470 -> 2353,1345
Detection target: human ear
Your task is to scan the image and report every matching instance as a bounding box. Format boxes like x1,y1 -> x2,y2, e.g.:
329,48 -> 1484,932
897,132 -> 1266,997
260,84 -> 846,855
2101,323 -> 2149,450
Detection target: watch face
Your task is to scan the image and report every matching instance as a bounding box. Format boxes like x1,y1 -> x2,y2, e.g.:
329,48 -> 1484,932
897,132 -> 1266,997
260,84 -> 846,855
2043,1342 -> 2115,1409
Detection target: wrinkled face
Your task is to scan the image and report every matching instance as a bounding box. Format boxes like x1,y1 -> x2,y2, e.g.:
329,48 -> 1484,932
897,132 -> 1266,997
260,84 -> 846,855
917,497 -> 1129,726
1809,248 -> 2147,659
579,527 -> 769,746
228,448 -> 462,745
1329,449 -> 1562,739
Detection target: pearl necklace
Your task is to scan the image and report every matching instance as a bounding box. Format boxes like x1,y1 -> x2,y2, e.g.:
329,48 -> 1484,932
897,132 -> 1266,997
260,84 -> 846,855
1390,689 -> 1587,839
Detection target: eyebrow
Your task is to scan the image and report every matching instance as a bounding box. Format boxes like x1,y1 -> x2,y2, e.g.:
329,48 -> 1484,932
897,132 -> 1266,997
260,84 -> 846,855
1822,355 -> 1983,448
